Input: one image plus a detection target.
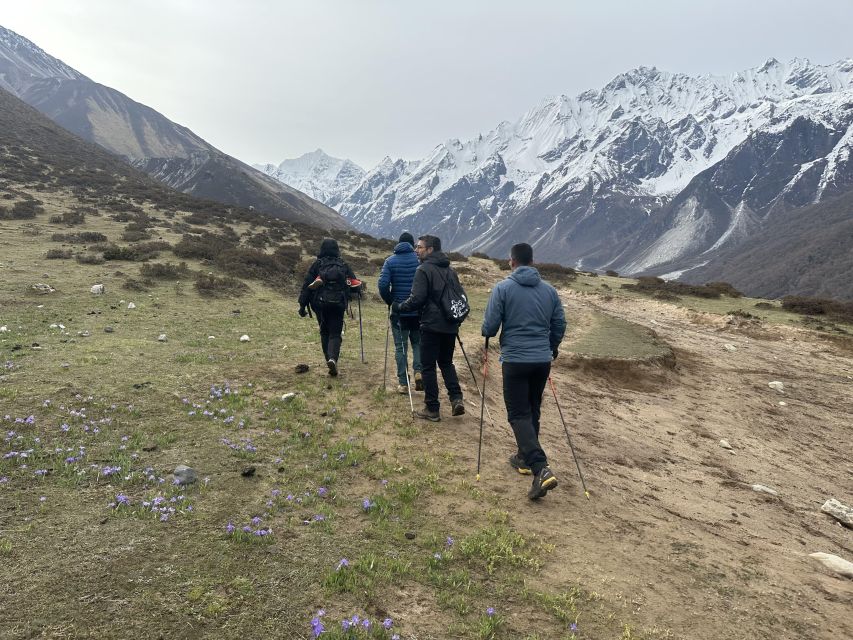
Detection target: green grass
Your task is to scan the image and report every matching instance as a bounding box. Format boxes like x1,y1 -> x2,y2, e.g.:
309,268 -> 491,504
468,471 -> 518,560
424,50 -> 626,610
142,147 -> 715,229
0,200 -> 687,638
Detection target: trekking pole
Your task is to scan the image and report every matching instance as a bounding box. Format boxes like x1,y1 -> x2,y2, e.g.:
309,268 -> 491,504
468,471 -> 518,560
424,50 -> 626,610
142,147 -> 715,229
476,337 -> 489,481
548,376 -> 590,499
357,291 -> 365,363
382,306 -> 391,390
393,316 -> 414,417
456,334 -> 496,424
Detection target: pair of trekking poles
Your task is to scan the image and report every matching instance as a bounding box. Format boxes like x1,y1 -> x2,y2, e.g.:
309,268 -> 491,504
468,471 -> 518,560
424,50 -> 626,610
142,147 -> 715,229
381,311 -> 589,498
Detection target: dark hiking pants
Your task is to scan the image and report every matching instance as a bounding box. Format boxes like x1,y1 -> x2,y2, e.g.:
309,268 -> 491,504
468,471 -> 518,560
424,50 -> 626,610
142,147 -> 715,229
314,304 -> 345,363
419,330 -> 462,412
502,361 -> 551,475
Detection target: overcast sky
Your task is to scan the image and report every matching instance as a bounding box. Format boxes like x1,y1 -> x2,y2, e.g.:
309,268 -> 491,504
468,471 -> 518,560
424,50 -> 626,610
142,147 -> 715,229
3,1 -> 852,169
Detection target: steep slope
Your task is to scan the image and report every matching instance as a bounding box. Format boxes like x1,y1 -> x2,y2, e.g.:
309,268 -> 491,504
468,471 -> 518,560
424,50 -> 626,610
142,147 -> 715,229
335,58 -> 853,274
254,149 -> 365,209
0,25 -> 348,230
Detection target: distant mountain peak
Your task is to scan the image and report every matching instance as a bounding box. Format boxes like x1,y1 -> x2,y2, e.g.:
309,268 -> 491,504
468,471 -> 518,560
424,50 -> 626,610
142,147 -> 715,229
253,150 -> 365,209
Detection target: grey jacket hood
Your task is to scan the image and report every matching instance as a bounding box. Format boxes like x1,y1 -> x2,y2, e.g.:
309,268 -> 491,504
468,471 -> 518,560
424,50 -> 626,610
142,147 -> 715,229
509,265 -> 541,286
423,251 -> 450,268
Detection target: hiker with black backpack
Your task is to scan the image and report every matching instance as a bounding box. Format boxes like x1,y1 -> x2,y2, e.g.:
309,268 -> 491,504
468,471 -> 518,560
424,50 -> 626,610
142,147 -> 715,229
481,242 -> 566,500
298,238 -> 361,377
392,235 -> 468,421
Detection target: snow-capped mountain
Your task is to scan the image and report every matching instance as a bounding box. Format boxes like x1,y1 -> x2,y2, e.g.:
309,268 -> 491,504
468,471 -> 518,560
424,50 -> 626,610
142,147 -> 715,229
254,149 -> 365,208
335,58 -> 853,287
0,25 -> 348,229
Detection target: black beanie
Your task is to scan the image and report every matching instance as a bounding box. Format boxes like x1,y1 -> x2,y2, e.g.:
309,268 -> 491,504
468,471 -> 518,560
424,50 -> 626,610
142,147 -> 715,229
398,232 -> 414,246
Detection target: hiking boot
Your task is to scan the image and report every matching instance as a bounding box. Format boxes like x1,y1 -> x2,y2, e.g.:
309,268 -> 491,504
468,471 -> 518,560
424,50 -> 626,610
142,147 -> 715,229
415,407 -> 440,422
396,384 -> 409,395
528,466 -> 558,500
308,276 -> 323,290
508,453 -> 532,475
451,398 -> 465,416
414,372 -> 424,391
327,358 -> 338,377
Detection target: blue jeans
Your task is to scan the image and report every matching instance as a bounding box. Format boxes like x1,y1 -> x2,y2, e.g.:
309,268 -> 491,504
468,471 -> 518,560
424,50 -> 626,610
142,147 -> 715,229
391,315 -> 421,385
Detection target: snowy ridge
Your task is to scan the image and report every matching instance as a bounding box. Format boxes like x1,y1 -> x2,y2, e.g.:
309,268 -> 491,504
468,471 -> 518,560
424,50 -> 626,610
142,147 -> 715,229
253,149 -> 365,208
332,58 -> 853,275
0,25 -> 85,92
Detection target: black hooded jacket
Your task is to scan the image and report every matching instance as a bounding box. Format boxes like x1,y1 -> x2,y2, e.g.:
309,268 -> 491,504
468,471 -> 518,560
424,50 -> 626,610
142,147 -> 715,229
397,251 -> 460,334
298,239 -> 356,309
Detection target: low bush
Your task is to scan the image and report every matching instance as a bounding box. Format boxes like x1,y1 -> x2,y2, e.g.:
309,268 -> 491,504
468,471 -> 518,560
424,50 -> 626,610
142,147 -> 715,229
706,282 -> 744,298
9,199 -> 44,219
195,273 -> 248,297
121,229 -> 151,242
123,277 -> 151,292
48,209 -> 86,225
622,276 -> 722,299
46,249 -> 73,259
173,232 -> 236,261
605,270 -> 619,277
536,263 -> 577,283
471,251 -> 491,259
446,251 -> 469,262
140,261 -> 191,280
76,253 -> 105,265
50,232 -> 109,244
781,295 -> 853,322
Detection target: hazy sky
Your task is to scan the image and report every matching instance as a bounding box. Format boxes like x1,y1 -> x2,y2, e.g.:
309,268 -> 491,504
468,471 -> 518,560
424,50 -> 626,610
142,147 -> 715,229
3,1 -> 852,169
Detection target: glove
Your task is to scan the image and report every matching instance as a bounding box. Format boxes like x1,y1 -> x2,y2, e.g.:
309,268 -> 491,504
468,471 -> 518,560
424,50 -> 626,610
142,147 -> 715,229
552,348 -> 559,360
298,306 -> 307,318
391,301 -> 401,315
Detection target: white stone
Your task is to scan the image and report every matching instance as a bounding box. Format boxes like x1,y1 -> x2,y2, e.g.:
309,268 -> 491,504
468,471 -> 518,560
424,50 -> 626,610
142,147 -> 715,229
31,283 -> 55,294
821,498 -> 853,528
768,381 -> 785,393
779,401 -> 787,406
240,335 -> 250,342
208,336 -> 215,339
809,553 -> 853,579
719,439 -> 733,450
158,334 -> 167,342
127,302 -> 136,309
751,484 -> 778,496
50,324 -> 58,329
90,284 -> 105,295
281,393 -> 297,403
0,326 -> 7,333
723,343 -> 737,352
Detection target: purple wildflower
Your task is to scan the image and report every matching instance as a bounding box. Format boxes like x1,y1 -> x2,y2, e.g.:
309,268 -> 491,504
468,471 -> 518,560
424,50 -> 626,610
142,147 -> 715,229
486,607 -> 495,616
383,617 -> 393,629
336,558 -> 349,571
570,622 -> 578,632
446,536 -> 454,547
317,487 -> 328,497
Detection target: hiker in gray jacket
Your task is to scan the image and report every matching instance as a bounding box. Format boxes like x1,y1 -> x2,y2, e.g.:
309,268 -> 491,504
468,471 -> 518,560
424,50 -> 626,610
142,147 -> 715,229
482,242 -> 566,500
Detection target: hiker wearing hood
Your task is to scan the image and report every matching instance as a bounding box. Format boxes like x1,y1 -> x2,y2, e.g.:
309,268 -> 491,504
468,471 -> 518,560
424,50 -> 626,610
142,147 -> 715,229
298,238 -> 358,377
393,234 -> 464,421
482,242 -> 566,500
379,232 -> 423,394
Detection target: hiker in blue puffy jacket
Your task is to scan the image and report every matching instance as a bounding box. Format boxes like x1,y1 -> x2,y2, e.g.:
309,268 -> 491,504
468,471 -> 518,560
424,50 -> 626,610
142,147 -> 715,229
482,242 -> 566,500
378,232 -> 423,394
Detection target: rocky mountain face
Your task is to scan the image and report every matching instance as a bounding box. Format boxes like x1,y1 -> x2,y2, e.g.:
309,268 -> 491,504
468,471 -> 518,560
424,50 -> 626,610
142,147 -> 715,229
0,25 -> 348,230
331,58 -> 853,297
254,149 -> 365,209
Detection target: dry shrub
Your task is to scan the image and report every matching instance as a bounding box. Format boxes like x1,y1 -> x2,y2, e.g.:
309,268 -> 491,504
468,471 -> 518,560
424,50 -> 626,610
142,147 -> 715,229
782,295 -> 853,322
121,229 -> 151,242
623,276 -> 721,299
76,253 -> 105,265
46,249 -> 72,259
705,281 -> 744,298
446,251 -> 469,262
140,261 -> 190,280
195,273 -> 248,297
48,209 -> 86,225
173,232 -> 237,261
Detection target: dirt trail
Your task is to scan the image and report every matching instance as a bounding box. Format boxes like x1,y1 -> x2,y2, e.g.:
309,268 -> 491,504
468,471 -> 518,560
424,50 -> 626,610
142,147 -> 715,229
416,290 -> 852,639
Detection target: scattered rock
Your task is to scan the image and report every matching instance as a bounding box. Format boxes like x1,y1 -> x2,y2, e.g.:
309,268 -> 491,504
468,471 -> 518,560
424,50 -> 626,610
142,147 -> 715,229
821,498 -> 853,528
157,334 -> 167,342
90,284 -> 105,295
809,552 -> 853,579
751,484 -> 778,496
241,466 -> 256,477
295,364 -> 309,374
281,393 -> 297,403
141,443 -> 158,452
173,464 -> 198,485
778,401 -> 787,406
104,327 -> 114,333
208,335 -> 215,340
723,344 -> 737,352
719,439 -> 733,450
31,283 -> 55,294
240,334 -> 250,342
0,326 -> 7,332
60,363 -> 69,369
127,302 -> 136,310
768,381 -> 785,393
78,331 -> 90,338
404,531 -> 416,540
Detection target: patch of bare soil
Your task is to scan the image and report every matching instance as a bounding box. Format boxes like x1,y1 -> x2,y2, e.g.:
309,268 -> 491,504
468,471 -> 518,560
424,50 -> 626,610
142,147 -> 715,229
431,291 -> 852,639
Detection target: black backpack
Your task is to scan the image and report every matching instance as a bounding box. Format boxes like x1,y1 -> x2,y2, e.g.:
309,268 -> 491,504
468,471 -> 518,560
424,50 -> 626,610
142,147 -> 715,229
315,257 -> 348,310
435,269 -> 470,324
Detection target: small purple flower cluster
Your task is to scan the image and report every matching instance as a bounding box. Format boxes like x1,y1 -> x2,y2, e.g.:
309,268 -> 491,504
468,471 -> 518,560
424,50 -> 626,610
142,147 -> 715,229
220,437 -> 257,455
311,609 -> 400,639
110,490 -> 194,522
224,515 -> 273,540
3,361 -> 15,370
362,498 -> 376,511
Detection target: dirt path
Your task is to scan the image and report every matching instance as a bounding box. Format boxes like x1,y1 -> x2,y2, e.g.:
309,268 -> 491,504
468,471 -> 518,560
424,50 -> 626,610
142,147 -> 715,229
412,290 -> 852,639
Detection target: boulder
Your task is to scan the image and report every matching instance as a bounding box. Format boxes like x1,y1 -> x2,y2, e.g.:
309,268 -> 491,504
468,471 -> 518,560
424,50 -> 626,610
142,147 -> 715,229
821,498 -> 853,528
809,553 -> 853,579
172,464 -> 198,486
240,334 -> 250,342
90,284 -> 105,295
768,381 -> 785,393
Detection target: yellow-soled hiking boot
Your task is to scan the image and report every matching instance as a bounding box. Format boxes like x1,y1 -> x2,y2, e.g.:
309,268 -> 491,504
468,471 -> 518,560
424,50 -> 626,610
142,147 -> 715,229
508,453 -> 532,475
528,466 -> 558,500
